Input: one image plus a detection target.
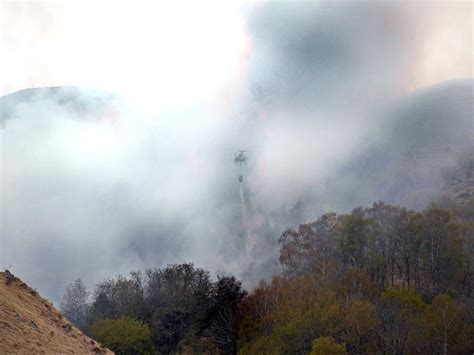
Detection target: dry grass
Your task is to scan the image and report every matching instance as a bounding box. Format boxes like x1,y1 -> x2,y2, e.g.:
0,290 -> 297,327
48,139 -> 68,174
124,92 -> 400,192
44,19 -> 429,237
0,271 -> 113,354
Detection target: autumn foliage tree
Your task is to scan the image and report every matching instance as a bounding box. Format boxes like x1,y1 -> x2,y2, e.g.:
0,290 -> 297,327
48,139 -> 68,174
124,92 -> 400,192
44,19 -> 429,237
420,294 -> 473,354
239,202 -> 473,354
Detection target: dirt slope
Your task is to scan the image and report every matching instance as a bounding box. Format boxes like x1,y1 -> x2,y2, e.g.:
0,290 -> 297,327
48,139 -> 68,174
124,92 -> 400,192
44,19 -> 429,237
0,271 -> 113,354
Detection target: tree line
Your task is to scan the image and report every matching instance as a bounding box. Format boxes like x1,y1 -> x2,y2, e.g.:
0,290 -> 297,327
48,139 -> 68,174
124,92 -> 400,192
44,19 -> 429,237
61,264 -> 246,354
61,201 -> 474,354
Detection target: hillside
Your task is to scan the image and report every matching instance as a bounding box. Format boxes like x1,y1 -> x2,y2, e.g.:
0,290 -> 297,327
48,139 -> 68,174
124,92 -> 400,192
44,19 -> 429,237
441,160 -> 474,206
0,271 -> 112,354
0,86 -> 116,128
331,79 -> 474,210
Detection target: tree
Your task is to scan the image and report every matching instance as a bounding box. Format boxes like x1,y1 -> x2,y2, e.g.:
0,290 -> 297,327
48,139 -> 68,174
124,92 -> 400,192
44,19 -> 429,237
89,272 -> 145,321
238,275 -> 341,354
86,264 -> 214,353
207,276 -> 247,354
60,278 -> 89,331
90,316 -> 154,354
339,210 -> 371,270
310,336 -> 347,355
395,210 -> 423,292
144,264 -> 214,354
457,220 -> 474,308
364,202 -> 406,290
379,287 -> 425,354
337,268 -> 375,306
421,294 -> 472,354
420,207 -> 458,296
342,301 -> 379,354
279,213 -> 339,281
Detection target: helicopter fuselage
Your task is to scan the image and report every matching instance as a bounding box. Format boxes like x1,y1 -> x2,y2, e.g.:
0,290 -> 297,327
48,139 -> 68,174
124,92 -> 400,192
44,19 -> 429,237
234,155 -> 247,164
234,151 -> 248,165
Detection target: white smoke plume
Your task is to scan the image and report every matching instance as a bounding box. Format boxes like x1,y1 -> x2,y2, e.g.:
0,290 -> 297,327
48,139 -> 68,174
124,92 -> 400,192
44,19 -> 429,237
0,1 -> 472,302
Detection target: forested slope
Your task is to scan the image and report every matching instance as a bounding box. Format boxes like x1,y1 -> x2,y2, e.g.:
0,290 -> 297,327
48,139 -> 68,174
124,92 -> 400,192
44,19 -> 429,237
239,202 -> 474,354
60,200 -> 473,354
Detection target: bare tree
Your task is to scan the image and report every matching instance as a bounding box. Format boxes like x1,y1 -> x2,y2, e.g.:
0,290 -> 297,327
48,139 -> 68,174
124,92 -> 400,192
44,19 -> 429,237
60,278 -> 89,331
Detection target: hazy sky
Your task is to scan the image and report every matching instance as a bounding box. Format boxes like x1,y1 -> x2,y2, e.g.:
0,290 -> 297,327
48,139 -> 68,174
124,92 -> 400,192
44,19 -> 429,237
0,0 -> 472,302
0,1 -> 249,111
1,1 -> 472,105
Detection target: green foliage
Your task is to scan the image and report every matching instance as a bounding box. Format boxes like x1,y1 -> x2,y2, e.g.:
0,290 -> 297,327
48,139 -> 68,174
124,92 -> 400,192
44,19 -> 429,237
339,211 -> 371,269
90,316 -> 154,354
310,336 -> 347,355
379,287 -> 425,353
83,264 -> 246,354
381,287 -> 425,311
421,294 -> 474,354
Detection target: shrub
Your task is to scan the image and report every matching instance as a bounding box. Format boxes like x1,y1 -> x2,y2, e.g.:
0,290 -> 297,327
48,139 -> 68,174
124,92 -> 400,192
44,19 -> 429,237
90,316 -> 154,354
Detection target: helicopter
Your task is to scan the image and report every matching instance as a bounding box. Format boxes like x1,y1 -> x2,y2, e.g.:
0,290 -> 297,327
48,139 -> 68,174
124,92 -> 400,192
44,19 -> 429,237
234,150 -> 248,166
234,150 -> 248,183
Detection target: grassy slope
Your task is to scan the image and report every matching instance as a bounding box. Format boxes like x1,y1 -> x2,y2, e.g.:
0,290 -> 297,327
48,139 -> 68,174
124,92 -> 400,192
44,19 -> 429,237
0,271 -> 113,354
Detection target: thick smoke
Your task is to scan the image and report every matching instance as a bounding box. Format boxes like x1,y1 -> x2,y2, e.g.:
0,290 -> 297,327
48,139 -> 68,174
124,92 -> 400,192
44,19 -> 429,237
240,1 -> 472,212
0,1 -> 472,302
0,87 -> 251,301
